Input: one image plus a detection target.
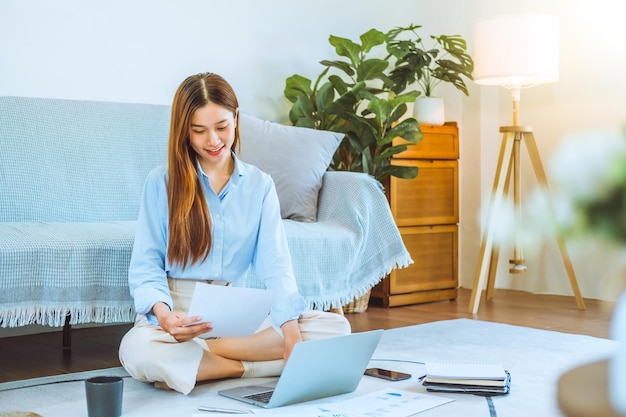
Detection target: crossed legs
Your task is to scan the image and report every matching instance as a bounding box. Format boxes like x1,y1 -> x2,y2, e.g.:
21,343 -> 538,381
119,311 -> 350,394
197,326 -> 285,381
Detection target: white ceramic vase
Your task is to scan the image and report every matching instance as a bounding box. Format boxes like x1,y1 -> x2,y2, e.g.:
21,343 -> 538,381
610,289 -> 626,413
414,97 -> 445,126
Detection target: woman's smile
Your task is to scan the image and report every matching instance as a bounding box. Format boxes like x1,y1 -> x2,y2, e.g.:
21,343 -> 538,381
207,144 -> 225,156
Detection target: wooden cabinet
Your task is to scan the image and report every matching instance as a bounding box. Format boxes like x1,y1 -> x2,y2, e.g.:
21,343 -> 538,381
372,122 -> 459,307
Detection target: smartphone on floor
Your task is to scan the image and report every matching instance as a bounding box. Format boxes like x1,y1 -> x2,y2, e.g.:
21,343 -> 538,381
364,367 -> 412,381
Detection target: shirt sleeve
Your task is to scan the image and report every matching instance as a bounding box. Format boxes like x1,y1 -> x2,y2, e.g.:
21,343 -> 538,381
252,177 -> 307,327
128,167 -> 172,324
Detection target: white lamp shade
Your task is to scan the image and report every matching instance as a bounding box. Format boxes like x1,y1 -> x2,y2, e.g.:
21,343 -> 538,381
473,14 -> 559,88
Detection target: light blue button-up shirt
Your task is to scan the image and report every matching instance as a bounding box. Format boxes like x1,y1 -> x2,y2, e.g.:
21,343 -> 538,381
129,154 -> 306,328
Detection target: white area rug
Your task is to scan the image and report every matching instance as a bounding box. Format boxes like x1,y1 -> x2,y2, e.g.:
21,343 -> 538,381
0,319 -> 616,416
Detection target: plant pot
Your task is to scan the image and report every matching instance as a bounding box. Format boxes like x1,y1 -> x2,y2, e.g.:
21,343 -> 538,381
342,290 -> 371,313
610,289 -> 626,413
414,97 -> 445,125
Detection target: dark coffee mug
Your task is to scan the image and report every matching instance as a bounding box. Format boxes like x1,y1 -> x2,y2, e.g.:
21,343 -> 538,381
85,376 -> 123,417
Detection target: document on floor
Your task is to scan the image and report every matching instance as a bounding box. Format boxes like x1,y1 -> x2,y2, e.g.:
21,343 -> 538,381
192,389 -> 453,416
322,389 -> 453,417
187,283 -> 277,338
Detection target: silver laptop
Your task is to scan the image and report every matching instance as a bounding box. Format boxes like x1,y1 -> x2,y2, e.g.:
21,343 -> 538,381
218,329 -> 383,408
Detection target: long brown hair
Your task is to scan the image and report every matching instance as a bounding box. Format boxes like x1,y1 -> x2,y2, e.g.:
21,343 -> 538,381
167,72 -> 240,268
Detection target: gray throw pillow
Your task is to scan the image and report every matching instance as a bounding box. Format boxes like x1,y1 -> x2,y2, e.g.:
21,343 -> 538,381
238,114 -> 343,222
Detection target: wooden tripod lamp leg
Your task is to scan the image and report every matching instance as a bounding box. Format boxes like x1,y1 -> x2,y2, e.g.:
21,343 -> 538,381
509,132 -> 527,274
469,131 -> 516,314
522,132 -> 586,310
487,138 -> 517,300
485,247 -> 500,300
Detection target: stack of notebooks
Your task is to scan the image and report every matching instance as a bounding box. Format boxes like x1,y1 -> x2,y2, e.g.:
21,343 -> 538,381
422,362 -> 511,396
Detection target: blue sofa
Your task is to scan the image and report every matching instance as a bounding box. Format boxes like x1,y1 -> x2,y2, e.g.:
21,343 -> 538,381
0,96 -> 411,339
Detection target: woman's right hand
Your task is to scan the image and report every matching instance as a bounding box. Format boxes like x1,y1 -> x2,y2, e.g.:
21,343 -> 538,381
152,302 -> 213,342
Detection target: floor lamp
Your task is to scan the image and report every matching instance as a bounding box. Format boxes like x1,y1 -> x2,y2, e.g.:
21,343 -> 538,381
468,14 -> 586,314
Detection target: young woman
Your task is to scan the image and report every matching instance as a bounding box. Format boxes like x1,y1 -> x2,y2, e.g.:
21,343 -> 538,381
118,72 -> 350,395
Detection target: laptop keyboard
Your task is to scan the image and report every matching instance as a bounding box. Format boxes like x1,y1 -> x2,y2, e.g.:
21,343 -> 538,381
244,390 -> 274,404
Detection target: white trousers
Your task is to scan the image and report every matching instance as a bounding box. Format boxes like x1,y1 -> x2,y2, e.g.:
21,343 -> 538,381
119,278 -> 351,394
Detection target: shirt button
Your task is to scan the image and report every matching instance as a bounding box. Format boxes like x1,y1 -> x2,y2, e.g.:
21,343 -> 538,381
215,243 -> 222,249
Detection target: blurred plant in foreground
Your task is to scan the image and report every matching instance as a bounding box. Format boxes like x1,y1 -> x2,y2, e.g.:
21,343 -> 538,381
541,128 -> 626,246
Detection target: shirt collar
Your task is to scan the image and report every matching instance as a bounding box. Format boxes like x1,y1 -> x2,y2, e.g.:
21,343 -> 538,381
229,153 -> 247,186
196,152 -> 247,189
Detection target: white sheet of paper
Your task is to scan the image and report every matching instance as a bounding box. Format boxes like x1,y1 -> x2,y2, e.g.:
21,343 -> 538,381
186,282 -> 277,338
328,389 -> 453,417
190,388 -> 453,416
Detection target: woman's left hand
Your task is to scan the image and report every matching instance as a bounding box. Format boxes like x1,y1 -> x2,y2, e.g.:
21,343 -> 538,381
280,319 -> 302,361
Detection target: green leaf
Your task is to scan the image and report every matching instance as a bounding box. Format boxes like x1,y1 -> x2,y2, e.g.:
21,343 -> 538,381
360,28 -> 386,53
391,92 -> 421,106
329,80 -> 365,110
355,58 -> 389,82
312,67 -> 331,92
386,39 -> 414,59
389,103 -> 408,127
374,72 -> 398,90
328,75 -> 349,95
379,144 -> 409,160
436,59 -> 473,78
380,164 -> 419,180
366,98 -> 393,126
432,63 -> 470,95
325,81 -> 367,125
315,82 -> 335,125
361,147 -> 372,176
289,95 -> 315,128
284,74 -> 312,104
320,59 -> 355,78
329,35 -> 362,67
345,114 -> 376,148
386,24 -> 422,43
388,118 -> 422,144
434,34 -> 467,53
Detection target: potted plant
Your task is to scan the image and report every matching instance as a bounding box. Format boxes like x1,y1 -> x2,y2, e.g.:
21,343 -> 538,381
386,25 -> 474,125
284,25 -> 473,182
285,28 -> 421,183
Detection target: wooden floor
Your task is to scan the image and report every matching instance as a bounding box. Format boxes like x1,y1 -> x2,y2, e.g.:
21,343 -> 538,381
0,288 -> 614,383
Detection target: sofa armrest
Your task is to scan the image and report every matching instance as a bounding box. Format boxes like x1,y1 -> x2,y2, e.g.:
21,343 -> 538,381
242,171 -> 411,310
317,171 -> 387,224
316,170 -> 412,294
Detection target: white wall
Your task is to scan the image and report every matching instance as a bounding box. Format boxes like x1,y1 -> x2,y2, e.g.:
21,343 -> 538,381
0,0 -> 463,122
2,0 -> 625,308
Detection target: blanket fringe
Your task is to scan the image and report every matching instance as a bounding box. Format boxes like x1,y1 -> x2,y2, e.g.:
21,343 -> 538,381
310,254 -> 413,311
1,254 -> 413,325
0,305 -> 136,328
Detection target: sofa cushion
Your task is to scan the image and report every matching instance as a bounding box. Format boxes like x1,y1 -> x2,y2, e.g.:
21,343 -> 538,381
238,114 -> 342,222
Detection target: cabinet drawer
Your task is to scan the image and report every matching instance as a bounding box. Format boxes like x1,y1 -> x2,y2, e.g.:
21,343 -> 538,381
389,225 -> 458,294
390,159 -> 458,226
393,123 -> 459,159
